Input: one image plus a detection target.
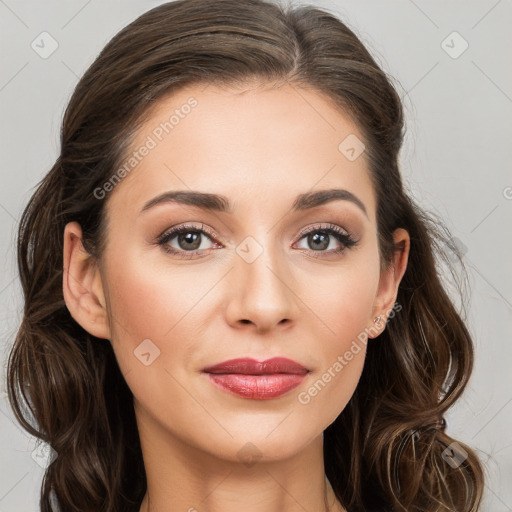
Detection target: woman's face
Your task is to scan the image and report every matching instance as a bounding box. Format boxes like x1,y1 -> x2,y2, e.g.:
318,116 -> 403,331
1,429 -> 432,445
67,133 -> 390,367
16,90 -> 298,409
65,81 -> 408,463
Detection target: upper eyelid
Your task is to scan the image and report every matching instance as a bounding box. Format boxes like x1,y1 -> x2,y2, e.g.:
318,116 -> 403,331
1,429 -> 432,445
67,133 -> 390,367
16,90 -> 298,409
297,223 -> 350,237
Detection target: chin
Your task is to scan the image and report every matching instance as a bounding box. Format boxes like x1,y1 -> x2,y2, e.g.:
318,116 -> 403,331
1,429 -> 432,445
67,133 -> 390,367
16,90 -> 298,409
199,429 -> 320,466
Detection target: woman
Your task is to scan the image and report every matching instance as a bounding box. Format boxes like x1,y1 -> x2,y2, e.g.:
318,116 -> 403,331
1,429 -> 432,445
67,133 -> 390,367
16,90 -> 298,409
7,0 -> 484,511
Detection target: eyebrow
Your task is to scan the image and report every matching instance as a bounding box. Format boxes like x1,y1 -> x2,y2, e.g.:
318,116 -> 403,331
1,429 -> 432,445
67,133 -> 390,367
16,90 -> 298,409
140,188 -> 368,218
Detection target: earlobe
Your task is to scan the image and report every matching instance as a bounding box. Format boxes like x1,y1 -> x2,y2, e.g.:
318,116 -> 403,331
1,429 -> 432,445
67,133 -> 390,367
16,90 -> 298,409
369,228 -> 410,338
62,221 -> 111,340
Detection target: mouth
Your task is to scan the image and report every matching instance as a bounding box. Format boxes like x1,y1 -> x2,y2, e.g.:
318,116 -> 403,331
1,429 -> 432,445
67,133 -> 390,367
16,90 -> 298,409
202,357 -> 310,400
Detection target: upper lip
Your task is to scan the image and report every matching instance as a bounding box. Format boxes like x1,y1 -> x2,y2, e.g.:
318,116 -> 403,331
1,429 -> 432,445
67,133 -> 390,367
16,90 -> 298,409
203,357 -> 309,375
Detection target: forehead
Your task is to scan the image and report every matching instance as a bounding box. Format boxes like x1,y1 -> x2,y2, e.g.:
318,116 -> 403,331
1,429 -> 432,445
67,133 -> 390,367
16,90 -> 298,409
105,82 -> 376,222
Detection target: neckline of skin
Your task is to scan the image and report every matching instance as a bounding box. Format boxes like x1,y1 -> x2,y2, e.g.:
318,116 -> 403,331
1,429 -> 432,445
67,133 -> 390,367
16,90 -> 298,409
143,474 -> 343,512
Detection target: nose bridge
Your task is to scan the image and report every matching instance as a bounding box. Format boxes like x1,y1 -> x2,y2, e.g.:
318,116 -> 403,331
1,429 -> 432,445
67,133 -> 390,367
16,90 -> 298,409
227,230 -> 298,331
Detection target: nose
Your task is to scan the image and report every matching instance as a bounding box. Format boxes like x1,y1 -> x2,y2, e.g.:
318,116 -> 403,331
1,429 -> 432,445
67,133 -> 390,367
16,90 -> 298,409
225,241 -> 299,334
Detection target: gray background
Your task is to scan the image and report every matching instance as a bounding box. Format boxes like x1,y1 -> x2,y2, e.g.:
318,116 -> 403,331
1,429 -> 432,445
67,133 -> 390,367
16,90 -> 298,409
1,0 -> 511,510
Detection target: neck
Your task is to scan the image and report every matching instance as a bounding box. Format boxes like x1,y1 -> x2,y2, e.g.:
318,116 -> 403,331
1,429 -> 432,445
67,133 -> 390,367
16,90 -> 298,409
136,408 -> 346,512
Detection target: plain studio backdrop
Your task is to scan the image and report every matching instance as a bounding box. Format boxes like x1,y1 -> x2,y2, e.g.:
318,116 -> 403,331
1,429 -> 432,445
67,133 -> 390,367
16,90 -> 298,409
0,1 -> 511,511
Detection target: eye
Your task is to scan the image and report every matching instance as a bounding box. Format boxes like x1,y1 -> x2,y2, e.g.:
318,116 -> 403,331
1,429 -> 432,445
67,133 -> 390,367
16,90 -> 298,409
294,223 -> 358,257
156,223 -> 219,259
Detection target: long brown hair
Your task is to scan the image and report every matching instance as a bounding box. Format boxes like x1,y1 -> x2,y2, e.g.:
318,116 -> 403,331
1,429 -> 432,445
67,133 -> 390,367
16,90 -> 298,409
7,0 -> 484,510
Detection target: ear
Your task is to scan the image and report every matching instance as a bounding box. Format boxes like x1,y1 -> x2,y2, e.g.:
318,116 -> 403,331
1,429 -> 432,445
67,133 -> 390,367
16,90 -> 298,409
368,228 -> 410,339
62,221 -> 111,340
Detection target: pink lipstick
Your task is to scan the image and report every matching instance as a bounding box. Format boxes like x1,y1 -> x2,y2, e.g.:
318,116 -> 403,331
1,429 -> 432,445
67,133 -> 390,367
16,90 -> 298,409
202,357 -> 309,400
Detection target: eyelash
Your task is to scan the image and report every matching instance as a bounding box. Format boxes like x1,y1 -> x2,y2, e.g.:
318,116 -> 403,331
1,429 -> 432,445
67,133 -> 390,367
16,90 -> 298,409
156,223 -> 358,259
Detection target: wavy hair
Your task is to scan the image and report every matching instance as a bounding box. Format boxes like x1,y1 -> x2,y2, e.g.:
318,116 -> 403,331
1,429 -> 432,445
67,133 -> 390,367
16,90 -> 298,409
7,0 -> 484,510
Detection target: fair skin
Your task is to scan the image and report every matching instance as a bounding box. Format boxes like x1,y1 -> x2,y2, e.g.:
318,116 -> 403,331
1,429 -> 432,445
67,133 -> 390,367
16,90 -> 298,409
62,81 -> 410,512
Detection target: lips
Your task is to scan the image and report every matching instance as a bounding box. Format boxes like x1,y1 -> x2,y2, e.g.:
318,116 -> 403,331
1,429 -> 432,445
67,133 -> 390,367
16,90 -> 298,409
202,357 -> 310,400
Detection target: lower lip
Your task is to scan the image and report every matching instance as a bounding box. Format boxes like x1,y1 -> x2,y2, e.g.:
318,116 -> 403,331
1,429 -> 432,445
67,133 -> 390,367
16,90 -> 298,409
205,373 -> 308,399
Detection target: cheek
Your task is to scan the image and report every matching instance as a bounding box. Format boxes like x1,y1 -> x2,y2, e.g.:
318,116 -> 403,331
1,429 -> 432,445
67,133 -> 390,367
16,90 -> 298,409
101,252 -> 187,377
101,250 -> 225,400
102,255 -> 203,427
104,249 -> 213,346
297,255 -> 378,419
307,255 -> 379,347
296,295 -> 372,431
